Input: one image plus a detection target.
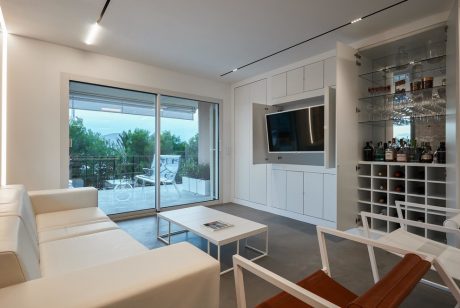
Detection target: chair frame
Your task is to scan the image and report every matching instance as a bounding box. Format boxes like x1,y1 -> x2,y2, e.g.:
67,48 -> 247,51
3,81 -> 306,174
360,208 -> 460,304
134,155 -> 181,196
233,226 -> 452,308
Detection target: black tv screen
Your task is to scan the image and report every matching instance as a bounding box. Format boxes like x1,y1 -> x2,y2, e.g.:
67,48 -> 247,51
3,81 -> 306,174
266,106 -> 324,152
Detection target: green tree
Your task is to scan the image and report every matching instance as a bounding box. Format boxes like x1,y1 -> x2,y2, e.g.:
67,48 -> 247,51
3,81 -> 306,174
160,130 -> 187,155
69,117 -> 114,157
117,129 -> 154,158
185,133 -> 199,163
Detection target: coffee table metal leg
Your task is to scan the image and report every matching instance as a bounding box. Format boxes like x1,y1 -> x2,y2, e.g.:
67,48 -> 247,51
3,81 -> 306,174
157,217 -> 190,245
245,230 -> 269,262
217,244 -> 221,261
168,220 -> 171,245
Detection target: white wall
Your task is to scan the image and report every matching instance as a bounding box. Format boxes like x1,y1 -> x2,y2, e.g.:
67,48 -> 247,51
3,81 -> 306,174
7,35 -> 232,202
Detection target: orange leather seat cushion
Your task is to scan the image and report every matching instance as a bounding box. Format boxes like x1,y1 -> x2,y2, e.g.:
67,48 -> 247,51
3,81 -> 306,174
348,253 -> 430,308
256,270 -> 358,308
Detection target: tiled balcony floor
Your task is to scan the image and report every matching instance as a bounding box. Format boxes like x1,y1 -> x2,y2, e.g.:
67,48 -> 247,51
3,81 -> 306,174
98,184 -> 214,215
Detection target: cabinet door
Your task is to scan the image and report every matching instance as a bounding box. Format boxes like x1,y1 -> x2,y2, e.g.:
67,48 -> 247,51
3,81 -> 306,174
271,169 -> 286,209
303,172 -> 323,218
286,67 -> 304,96
323,173 -> 337,222
304,61 -> 324,91
286,171 -> 303,213
250,79 -> 268,205
271,72 -> 287,99
336,42 -> 360,229
234,85 -> 251,201
324,57 -> 336,87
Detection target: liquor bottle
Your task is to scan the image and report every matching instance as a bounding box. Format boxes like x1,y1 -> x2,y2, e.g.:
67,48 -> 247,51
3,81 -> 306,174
375,142 -> 385,161
363,142 -> 373,161
435,142 -> 446,164
421,142 -> 434,163
385,140 -> 395,161
408,139 -> 417,162
396,138 -> 408,162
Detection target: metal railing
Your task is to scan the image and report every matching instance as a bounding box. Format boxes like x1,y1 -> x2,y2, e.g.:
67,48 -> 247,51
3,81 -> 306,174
69,152 -> 195,189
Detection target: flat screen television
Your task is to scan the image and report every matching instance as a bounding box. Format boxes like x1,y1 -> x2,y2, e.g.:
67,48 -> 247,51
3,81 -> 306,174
266,106 -> 324,152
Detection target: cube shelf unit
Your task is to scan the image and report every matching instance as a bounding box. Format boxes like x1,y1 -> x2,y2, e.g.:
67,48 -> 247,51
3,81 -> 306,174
357,161 -> 447,243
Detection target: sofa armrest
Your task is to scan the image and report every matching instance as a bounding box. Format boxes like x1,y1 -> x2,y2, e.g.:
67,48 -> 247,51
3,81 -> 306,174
28,187 -> 98,215
0,242 -> 220,308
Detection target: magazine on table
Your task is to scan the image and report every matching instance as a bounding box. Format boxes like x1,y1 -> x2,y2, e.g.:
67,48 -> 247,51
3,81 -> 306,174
203,220 -> 233,231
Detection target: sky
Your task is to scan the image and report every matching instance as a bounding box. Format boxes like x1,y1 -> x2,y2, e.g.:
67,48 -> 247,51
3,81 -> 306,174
71,109 -> 199,141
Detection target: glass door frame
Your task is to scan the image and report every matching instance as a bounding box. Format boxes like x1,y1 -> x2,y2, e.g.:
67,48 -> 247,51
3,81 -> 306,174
61,74 -> 223,220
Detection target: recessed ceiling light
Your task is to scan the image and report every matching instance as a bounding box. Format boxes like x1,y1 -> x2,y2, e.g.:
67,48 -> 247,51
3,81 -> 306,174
232,68 -> 238,72
85,23 -> 100,45
351,18 -> 362,24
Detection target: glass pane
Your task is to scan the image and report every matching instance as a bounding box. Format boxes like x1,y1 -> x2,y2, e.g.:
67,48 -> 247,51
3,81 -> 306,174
159,95 -> 219,208
69,81 -> 156,215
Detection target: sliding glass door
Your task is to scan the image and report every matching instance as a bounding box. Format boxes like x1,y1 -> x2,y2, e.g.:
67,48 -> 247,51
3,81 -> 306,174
69,81 -> 157,215
159,96 -> 219,208
68,81 -> 219,215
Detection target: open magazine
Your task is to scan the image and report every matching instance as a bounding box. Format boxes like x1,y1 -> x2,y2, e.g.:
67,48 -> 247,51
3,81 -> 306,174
203,220 -> 233,231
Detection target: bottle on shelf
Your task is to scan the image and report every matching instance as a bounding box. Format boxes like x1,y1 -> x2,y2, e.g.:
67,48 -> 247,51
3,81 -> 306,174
421,142 -> 434,163
396,138 -> 408,162
408,139 -> 419,162
385,140 -> 396,162
363,142 -> 374,161
435,141 -> 446,164
375,142 -> 385,161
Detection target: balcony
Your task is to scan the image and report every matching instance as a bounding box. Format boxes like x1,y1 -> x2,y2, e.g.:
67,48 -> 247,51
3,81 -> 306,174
69,155 -> 213,215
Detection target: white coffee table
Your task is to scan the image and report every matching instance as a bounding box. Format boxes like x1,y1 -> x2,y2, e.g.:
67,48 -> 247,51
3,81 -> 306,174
157,206 -> 268,274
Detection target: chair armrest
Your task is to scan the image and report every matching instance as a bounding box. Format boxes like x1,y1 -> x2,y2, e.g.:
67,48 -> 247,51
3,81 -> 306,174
360,211 -> 460,236
0,242 -> 220,308
28,187 -> 98,214
233,255 -> 339,308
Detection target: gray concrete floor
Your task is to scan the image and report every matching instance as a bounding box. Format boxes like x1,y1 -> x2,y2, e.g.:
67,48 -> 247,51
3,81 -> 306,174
117,203 -> 457,308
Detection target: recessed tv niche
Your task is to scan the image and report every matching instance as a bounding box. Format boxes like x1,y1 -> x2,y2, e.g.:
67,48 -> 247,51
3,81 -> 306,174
266,106 -> 324,152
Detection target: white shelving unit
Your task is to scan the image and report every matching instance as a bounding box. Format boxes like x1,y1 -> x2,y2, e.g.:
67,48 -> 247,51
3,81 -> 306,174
357,161 -> 447,243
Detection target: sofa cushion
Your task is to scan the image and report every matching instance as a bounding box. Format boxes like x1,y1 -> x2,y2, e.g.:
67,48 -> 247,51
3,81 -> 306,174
0,186 -> 39,253
39,229 -> 147,277
38,220 -> 120,244
0,242 -> 220,308
0,216 -> 41,288
36,207 -> 109,232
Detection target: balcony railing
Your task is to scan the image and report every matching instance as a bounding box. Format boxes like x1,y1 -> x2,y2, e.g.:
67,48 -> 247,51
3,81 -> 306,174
69,155 -> 154,189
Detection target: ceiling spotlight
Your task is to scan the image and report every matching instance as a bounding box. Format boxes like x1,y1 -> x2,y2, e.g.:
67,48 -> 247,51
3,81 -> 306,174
232,68 -> 238,72
85,22 -> 100,45
84,0 -> 111,45
351,18 -> 362,24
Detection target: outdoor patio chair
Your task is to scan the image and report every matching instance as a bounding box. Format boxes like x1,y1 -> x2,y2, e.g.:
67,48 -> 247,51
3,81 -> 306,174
233,226 -> 458,308
360,202 -> 460,303
135,155 -> 181,196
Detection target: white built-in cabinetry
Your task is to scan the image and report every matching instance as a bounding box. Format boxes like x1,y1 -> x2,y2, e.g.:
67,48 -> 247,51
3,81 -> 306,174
286,171 -> 303,213
304,61 -> 324,91
303,172 -> 323,217
234,55 -> 338,228
234,79 -> 268,206
271,165 -> 337,223
271,57 -> 336,103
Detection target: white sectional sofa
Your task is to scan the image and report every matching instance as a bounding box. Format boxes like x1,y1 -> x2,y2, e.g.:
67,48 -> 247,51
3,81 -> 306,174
0,185 -> 220,307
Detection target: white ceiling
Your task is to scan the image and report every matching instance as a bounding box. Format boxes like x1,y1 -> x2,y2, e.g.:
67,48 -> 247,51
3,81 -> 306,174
2,0 -> 454,83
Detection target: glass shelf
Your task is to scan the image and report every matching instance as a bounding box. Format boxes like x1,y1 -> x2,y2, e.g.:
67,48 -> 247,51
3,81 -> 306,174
359,55 -> 446,82
359,85 -> 445,102
358,113 -> 445,127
